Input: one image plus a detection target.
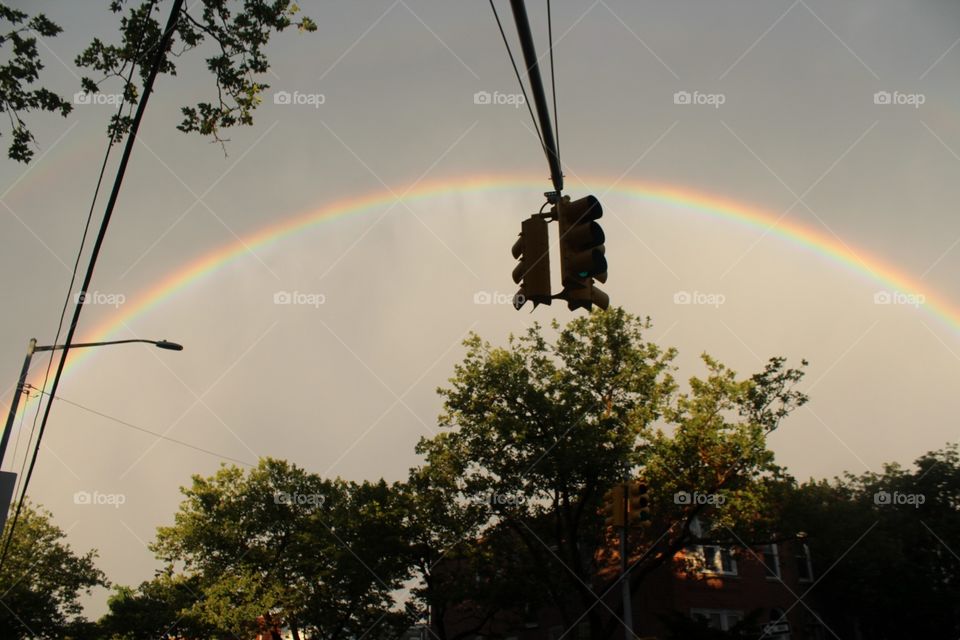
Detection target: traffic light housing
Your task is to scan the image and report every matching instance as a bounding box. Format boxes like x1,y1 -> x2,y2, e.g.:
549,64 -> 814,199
628,478 -> 651,527
554,195 -> 609,311
511,216 -> 552,310
602,484 -> 626,528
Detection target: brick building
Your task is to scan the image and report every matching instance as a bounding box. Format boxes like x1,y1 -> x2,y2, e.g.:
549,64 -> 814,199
436,517 -> 827,639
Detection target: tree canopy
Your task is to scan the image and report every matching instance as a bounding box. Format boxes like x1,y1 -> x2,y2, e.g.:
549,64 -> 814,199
0,502 -> 107,639
0,0 -> 316,162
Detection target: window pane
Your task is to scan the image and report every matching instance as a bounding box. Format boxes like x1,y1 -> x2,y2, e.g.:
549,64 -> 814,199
763,544 -> 780,577
721,549 -> 735,573
796,544 -> 813,581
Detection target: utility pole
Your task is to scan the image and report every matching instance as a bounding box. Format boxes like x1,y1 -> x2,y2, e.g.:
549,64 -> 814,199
0,339 -> 36,465
0,338 -> 183,531
509,0 -> 563,196
620,480 -> 634,639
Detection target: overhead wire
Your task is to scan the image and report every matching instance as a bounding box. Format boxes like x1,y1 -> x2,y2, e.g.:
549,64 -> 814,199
0,0 -> 177,567
547,0 -> 560,170
8,388 -> 29,498
28,387 -> 255,468
489,0 -> 545,151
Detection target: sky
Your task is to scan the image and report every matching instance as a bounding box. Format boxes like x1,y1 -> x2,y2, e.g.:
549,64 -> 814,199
1,0 -> 960,616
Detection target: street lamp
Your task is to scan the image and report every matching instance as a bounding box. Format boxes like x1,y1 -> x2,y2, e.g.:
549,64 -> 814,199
0,337 -> 184,466
0,337 -> 182,529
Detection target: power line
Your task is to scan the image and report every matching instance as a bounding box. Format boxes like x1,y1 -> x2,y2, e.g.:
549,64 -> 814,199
491,0 -> 564,195
0,0 -> 185,568
9,0 -> 163,510
547,0 -> 560,170
28,387 -> 255,468
488,0 -> 545,151
5,0 -> 163,522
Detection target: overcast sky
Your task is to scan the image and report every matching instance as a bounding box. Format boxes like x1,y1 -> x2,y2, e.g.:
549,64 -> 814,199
2,0 -> 959,615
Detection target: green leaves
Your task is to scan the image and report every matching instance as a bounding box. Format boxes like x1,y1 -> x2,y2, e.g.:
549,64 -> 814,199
0,502 -> 107,639
781,443 -> 960,637
143,458 -> 413,639
0,5 -> 73,162
76,0 -> 315,148
419,308 -> 808,636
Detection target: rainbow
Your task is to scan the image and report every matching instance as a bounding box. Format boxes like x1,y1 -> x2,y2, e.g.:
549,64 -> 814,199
13,173 -> 959,415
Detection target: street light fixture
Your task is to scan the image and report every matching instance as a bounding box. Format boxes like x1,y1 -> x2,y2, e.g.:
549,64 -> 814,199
0,337 -> 184,466
0,336 -> 183,529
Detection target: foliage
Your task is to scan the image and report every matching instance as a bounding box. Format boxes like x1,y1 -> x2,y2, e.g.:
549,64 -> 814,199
98,572 -> 212,639
76,0 -> 317,148
0,1 -> 316,162
0,4 -> 72,162
147,458 -> 412,639
782,443 -> 960,639
415,308 -> 808,638
0,502 -> 107,639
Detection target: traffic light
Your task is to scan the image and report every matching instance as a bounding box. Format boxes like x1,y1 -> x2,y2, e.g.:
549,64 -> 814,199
602,483 -> 626,528
628,478 -> 651,527
511,216 -> 552,310
555,195 -> 609,311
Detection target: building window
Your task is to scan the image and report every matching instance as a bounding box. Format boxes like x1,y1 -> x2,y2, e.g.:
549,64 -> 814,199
690,608 -> 743,631
691,517 -> 738,576
796,543 -> 814,582
763,543 -> 781,579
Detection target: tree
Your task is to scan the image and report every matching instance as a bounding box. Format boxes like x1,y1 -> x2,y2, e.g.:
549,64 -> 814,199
419,308 -> 808,638
0,4 -> 72,162
0,501 -> 108,639
0,0 -> 316,162
97,571 -> 212,639
151,458 -> 413,639
781,443 -> 960,639
76,0 -> 316,147
401,450 -> 540,640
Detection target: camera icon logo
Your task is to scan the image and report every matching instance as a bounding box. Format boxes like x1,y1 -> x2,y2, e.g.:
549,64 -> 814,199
274,291 -> 292,304
673,290 -> 692,305
673,91 -> 691,105
874,490 -> 891,505
873,290 -> 892,304
873,91 -> 891,105
474,91 -> 492,105
73,490 -> 92,505
473,291 -> 492,304
73,91 -> 92,105
674,491 -> 691,505
273,91 -> 292,105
